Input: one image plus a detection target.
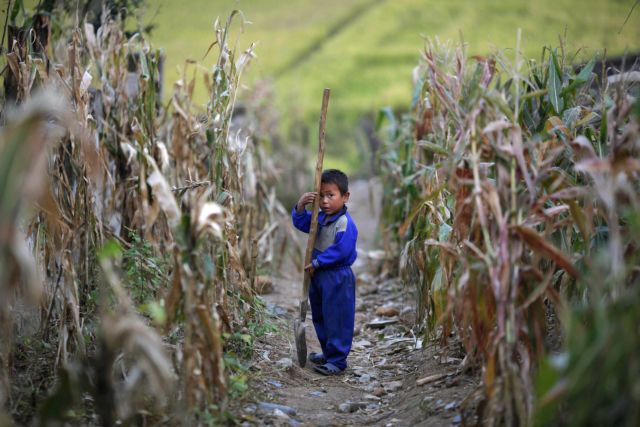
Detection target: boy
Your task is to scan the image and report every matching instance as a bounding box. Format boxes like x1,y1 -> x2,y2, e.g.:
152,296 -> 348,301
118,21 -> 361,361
292,169 -> 358,375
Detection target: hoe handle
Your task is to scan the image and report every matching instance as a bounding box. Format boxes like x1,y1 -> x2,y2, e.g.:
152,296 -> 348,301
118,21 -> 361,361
301,88 -> 330,320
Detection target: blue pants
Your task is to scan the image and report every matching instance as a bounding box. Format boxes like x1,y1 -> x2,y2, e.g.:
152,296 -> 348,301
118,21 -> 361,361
308,266 -> 356,370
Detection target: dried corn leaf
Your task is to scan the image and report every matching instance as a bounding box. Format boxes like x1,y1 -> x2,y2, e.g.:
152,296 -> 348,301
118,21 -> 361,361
147,169 -> 180,230
513,225 -> 578,278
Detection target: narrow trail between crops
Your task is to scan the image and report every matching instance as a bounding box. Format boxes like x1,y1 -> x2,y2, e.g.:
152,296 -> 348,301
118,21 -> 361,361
240,180 -> 479,426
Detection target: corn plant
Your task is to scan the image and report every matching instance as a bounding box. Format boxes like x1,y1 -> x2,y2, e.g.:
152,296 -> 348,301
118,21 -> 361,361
379,37 -> 638,425
0,93 -> 67,415
535,79 -> 640,427
1,5 -> 287,423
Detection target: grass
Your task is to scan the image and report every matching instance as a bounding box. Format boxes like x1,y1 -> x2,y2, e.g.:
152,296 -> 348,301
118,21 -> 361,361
143,0 -> 639,172
17,0 -> 638,171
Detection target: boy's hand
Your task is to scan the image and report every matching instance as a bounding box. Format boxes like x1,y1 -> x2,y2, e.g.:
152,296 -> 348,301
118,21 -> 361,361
296,192 -> 317,213
304,263 -> 315,277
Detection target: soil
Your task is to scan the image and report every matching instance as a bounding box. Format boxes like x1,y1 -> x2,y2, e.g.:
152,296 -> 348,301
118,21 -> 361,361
240,180 -> 479,426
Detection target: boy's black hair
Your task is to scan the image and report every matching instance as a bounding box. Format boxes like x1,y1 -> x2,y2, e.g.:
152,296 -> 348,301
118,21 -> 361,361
321,169 -> 349,194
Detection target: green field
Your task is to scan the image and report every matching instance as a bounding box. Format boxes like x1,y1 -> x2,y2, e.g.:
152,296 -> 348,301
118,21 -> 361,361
64,1 -> 640,171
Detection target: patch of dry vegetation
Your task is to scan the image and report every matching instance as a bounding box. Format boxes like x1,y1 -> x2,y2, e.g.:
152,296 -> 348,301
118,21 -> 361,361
379,37 -> 640,425
1,7 -> 294,424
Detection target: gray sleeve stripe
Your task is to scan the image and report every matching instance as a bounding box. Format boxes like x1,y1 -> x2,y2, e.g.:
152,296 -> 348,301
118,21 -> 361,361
336,216 -> 348,233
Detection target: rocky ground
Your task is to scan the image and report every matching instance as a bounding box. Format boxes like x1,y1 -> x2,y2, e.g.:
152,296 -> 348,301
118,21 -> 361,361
236,180 -> 480,426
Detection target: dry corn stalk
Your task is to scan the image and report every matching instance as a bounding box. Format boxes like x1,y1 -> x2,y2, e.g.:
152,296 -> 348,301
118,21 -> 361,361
1,7 -> 287,422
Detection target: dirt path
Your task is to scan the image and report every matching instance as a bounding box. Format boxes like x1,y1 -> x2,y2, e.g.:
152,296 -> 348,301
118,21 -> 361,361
241,180 -> 478,426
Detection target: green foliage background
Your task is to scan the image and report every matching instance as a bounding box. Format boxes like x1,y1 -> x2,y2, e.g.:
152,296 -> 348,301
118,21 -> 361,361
143,0 -> 640,172
15,0 -> 638,170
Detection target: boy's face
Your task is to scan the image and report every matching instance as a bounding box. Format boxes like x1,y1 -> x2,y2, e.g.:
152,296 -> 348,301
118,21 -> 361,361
319,182 -> 349,216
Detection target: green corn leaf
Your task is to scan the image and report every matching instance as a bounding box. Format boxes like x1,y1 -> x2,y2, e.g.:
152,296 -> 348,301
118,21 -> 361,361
574,57 -> 595,83
522,88 -> 548,100
139,49 -> 150,81
438,223 -> 452,242
562,58 -> 596,96
548,50 -> 564,114
483,91 -> 514,118
411,77 -> 424,109
417,140 -> 449,156
600,105 -> 608,146
10,0 -> 23,23
376,106 -> 396,132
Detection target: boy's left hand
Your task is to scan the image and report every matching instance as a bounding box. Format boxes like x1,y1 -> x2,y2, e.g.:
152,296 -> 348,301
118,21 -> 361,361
304,263 -> 315,277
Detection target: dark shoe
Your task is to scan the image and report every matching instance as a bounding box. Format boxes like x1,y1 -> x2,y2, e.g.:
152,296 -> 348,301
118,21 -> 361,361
308,352 -> 326,364
313,362 -> 343,376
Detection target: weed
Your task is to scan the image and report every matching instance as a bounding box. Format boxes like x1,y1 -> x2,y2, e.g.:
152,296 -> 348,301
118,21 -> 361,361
123,230 -> 171,306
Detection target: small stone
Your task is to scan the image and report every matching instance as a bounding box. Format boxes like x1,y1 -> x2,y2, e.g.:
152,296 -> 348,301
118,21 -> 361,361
358,374 -> 373,384
243,404 -> 257,414
338,401 -> 367,413
364,394 -> 381,401
353,367 -> 377,378
266,303 -> 288,317
272,410 -> 302,427
273,408 -> 290,419
445,401 -> 458,411
383,380 -> 403,393
366,318 -> 399,329
309,390 -> 324,397
276,358 -> 293,370
373,387 -> 386,397
452,414 -> 462,425
338,403 -> 351,413
353,339 -> 373,349
266,379 -> 283,388
375,306 -> 400,317
257,402 -> 296,416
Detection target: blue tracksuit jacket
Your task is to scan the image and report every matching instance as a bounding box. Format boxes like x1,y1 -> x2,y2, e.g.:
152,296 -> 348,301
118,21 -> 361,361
291,205 -> 358,370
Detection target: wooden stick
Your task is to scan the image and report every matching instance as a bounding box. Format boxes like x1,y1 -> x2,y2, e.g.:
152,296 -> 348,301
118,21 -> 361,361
300,88 -> 330,319
416,372 -> 451,386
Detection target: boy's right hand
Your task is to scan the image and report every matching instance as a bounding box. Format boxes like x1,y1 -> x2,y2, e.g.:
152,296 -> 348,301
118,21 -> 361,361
296,192 -> 317,212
